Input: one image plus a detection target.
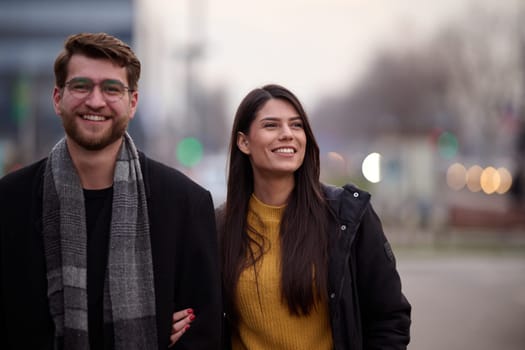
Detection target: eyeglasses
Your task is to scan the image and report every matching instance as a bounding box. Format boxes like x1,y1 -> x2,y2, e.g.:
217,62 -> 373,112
64,78 -> 134,102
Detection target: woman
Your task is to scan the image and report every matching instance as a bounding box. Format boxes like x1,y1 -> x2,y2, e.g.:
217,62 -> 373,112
217,84 -> 411,349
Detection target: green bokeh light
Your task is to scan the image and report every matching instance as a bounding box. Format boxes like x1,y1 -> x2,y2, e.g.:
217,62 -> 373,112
437,131 -> 459,159
11,76 -> 30,123
176,137 -> 203,167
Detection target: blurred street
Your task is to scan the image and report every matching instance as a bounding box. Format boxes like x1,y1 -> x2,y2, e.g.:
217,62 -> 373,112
396,240 -> 525,350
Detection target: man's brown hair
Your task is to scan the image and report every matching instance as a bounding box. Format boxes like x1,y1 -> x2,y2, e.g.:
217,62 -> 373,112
54,32 -> 141,90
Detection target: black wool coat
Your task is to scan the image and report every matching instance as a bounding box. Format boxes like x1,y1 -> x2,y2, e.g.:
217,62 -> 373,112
0,153 -> 222,349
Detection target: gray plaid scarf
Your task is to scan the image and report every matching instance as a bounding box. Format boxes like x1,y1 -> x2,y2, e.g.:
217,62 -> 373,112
42,133 -> 158,349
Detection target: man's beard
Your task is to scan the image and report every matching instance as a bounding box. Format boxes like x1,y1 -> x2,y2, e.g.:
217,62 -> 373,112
62,115 -> 129,151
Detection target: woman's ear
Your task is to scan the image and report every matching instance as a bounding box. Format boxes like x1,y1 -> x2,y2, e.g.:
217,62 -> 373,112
237,132 -> 250,155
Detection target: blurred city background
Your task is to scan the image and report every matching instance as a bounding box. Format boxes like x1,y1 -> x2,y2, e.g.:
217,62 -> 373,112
1,0 -> 524,349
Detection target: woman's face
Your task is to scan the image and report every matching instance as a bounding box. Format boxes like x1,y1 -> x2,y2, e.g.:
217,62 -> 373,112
237,98 -> 307,181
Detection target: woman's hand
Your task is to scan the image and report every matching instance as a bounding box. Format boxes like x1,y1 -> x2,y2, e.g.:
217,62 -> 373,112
168,308 -> 195,348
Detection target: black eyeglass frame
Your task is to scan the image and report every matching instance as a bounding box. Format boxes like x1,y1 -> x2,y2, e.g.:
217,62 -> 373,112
64,77 -> 134,102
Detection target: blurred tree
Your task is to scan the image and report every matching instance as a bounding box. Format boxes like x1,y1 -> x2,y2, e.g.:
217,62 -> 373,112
312,3 -> 525,161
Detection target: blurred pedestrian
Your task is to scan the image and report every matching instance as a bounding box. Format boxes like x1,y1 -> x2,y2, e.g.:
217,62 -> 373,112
217,84 -> 411,349
0,32 -> 221,349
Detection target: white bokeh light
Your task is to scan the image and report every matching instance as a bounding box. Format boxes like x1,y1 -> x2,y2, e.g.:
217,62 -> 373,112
362,152 -> 382,183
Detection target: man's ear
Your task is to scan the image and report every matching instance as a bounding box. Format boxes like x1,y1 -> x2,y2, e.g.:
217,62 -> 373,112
237,132 -> 250,155
52,86 -> 62,116
128,90 -> 139,119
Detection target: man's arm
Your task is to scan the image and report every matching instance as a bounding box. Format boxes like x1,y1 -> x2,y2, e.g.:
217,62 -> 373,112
173,189 -> 222,349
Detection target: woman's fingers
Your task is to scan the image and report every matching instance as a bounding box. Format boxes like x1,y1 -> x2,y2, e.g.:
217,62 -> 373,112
169,326 -> 188,347
168,308 -> 196,348
171,308 -> 195,333
172,308 -> 193,323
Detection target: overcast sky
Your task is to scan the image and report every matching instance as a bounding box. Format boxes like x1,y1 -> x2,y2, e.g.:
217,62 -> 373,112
135,0 -> 520,133
189,0 -> 518,112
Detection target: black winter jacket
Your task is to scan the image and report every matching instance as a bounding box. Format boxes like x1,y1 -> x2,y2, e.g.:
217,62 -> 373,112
221,183 -> 411,349
324,183 -> 411,349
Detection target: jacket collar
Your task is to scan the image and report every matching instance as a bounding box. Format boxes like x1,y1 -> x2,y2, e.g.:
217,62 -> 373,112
322,183 -> 370,226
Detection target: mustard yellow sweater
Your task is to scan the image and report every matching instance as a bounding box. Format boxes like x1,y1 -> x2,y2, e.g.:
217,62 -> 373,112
232,194 -> 333,350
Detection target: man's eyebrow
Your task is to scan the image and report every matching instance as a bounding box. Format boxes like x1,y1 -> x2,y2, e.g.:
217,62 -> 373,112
103,79 -> 124,84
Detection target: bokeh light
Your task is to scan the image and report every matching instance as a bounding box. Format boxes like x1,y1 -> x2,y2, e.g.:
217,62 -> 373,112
437,131 -> 459,159
362,152 -> 381,183
450,164 -> 514,195
176,137 -> 203,167
480,166 -> 500,194
327,151 -> 345,163
446,162 -> 467,191
496,167 -> 512,194
466,165 -> 483,192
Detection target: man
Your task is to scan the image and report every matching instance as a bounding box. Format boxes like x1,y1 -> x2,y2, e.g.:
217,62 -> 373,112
0,32 -> 222,349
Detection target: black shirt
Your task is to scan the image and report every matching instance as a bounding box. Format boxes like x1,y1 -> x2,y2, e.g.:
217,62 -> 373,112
84,187 -> 113,350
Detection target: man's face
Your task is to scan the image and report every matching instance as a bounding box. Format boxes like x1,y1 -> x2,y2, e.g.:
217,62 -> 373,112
53,54 -> 138,151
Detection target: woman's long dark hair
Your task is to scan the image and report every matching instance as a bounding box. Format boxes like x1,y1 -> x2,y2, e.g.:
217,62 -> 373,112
219,84 -> 330,324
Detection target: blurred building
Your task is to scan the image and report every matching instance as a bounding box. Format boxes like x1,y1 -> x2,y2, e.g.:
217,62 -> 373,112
0,0 -> 228,201
134,0 -> 229,164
